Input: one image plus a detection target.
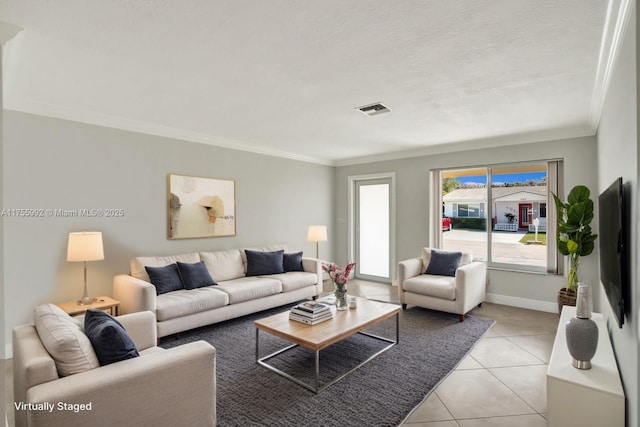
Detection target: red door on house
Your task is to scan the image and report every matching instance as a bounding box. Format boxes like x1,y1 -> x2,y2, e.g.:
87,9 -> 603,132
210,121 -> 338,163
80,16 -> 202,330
519,203 -> 532,229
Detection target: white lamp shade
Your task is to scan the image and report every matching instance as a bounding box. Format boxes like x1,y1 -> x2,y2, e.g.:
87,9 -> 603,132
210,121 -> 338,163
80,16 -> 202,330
307,225 -> 328,243
67,232 -> 104,262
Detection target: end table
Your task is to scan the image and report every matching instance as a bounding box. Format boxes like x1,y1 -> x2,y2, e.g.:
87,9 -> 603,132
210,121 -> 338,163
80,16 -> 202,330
56,296 -> 120,317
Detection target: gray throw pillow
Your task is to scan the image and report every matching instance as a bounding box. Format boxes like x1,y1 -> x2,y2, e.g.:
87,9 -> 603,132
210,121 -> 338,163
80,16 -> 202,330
245,249 -> 285,276
283,252 -> 304,272
177,261 -> 217,289
145,263 -> 183,295
425,249 -> 462,277
84,309 -> 139,366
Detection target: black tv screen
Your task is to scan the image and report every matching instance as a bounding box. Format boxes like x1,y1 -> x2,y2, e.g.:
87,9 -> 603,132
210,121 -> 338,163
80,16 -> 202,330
598,177 -> 626,328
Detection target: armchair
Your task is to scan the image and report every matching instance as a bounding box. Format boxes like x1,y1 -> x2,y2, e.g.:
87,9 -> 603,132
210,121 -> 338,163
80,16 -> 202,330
398,248 -> 487,321
13,309 -> 216,427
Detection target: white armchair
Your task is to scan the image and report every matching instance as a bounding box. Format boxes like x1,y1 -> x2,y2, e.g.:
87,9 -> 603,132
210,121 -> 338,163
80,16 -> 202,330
398,248 -> 487,321
13,309 -> 216,427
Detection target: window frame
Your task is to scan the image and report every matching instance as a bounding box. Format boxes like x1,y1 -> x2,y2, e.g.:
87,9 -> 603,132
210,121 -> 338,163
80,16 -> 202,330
430,160 -> 563,274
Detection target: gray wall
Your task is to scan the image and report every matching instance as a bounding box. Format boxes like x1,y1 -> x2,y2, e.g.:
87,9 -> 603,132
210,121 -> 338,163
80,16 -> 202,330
1,43 -> 7,427
596,5 -> 638,426
2,111 -> 335,356
335,135 -> 599,312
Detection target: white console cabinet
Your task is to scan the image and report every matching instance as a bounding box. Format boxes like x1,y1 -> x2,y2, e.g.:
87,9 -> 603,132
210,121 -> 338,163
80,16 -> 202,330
547,306 -> 625,427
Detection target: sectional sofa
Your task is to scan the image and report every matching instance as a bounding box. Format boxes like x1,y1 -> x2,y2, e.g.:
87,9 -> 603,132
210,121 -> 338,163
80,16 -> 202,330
113,244 -> 323,338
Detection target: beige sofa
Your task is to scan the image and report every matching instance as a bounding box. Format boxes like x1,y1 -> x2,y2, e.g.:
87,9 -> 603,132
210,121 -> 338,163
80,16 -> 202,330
13,307 -> 216,427
113,244 -> 323,338
398,248 -> 487,321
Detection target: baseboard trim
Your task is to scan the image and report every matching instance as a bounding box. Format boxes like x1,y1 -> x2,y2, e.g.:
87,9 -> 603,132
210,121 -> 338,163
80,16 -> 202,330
486,293 -> 557,314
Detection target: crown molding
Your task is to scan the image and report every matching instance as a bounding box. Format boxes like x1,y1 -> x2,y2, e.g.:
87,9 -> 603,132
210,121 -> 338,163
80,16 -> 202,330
3,97 -> 336,166
334,126 -> 595,167
5,96 -> 598,169
588,0 -> 634,130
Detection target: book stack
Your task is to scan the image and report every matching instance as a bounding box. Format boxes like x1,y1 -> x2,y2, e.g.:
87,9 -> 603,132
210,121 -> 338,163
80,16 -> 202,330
289,301 -> 333,325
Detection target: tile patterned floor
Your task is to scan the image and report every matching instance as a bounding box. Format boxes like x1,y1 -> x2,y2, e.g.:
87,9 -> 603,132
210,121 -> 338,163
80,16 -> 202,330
346,279 -> 559,427
5,280 -> 559,427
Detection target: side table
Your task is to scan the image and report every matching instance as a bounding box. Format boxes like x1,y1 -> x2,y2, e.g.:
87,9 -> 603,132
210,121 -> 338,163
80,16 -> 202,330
56,296 -> 120,317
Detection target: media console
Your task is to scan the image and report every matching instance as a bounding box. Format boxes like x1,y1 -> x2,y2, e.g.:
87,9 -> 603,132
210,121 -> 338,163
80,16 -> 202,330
547,306 -> 625,426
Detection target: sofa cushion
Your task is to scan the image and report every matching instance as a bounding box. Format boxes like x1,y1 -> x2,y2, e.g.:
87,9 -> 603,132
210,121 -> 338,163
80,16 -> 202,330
84,309 -> 140,366
283,252 -> 304,272
216,277 -> 283,304
155,287 -> 230,321
200,249 -> 245,282
245,249 -> 285,276
263,271 -> 317,292
422,248 -> 472,270
131,252 -> 200,282
402,275 -> 456,301
424,249 -> 462,277
145,263 -> 184,295
177,261 -> 217,289
33,303 -> 100,376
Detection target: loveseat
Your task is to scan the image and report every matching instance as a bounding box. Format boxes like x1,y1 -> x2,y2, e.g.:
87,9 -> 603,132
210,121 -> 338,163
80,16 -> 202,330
13,304 -> 216,427
113,244 -> 323,338
398,247 -> 487,321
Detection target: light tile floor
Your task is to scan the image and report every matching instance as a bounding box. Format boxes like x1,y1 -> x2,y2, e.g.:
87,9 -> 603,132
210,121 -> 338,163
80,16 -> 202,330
345,279 -> 559,427
6,280 -> 559,427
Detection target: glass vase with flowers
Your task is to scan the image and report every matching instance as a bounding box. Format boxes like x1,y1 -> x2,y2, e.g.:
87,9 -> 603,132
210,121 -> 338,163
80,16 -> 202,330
323,262 -> 356,311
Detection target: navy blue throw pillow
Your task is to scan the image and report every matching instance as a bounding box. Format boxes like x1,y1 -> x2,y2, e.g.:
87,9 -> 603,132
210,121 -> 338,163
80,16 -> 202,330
145,263 -> 183,295
177,261 -> 217,289
425,249 -> 462,277
84,309 -> 139,366
245,249 -> 285,276
283,252 -> 304,272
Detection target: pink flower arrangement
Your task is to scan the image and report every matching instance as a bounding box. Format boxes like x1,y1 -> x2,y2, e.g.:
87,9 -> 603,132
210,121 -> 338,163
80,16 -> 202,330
323,262 -> 356,285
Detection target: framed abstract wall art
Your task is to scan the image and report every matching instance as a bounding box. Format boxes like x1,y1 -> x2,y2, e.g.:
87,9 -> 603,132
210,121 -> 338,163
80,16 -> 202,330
168,174 -> 236,239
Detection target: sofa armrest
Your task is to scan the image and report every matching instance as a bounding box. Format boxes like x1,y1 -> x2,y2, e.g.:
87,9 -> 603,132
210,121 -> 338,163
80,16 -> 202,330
24,341 -> 217,427
116,311 -> 157,351
398,257 -> 423,303
398,257 -> 423,286
113,274 -> 157,315
454,261 -> 487,309
302,257 -> 324,295
12,325 -> 59,427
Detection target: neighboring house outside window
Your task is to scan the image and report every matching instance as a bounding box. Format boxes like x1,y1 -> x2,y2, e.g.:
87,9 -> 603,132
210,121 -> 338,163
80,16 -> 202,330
444,186 -> 546,230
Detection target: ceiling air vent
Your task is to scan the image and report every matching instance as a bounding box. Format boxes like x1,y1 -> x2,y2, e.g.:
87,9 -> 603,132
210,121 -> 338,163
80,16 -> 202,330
357,102 -> 391,117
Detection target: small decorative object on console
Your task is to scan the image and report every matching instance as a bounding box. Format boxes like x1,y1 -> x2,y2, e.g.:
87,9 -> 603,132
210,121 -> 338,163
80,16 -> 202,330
565,282 -> 598,369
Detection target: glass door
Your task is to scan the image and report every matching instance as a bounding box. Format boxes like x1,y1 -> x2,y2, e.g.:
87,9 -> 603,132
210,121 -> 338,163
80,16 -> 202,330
355,179 -> 391,282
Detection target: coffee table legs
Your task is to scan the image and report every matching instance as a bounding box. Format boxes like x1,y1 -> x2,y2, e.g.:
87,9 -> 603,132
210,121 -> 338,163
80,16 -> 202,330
256,312 -> 399,394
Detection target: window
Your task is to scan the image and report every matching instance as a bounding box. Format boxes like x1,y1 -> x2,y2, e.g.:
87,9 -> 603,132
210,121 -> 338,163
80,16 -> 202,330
539,202 -> 547,218
430,161 -> 562,273
457,203 -> 482,217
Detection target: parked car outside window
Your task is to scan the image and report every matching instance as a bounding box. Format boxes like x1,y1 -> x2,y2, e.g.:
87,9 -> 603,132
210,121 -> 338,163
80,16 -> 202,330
442,216 -> 452,231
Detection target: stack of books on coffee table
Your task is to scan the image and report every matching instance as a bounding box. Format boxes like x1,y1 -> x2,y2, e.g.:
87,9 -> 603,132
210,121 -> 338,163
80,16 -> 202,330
289,301 -> 333,325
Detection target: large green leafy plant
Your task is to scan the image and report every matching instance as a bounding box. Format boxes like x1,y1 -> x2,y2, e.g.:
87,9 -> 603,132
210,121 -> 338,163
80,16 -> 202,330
552,185 -> 598,292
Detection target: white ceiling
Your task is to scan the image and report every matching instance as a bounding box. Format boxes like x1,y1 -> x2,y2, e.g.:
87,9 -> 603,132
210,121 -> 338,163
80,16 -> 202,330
0,1 -> 623,165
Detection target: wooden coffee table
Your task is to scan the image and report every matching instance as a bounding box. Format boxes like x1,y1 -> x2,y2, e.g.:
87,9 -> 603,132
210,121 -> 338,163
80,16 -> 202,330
255,298 -> 400,393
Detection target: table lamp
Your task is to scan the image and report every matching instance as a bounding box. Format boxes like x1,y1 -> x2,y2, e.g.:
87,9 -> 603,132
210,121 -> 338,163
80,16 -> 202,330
67,231 -> 104,305
307,225 -> 327,259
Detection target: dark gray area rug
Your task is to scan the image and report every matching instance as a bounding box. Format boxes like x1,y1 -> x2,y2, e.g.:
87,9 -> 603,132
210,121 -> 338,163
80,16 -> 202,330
159,303 -> 494,427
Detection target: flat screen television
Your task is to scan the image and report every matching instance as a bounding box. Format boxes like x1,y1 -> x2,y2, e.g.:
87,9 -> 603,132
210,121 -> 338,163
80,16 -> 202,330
598,177 -> 627,328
